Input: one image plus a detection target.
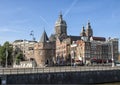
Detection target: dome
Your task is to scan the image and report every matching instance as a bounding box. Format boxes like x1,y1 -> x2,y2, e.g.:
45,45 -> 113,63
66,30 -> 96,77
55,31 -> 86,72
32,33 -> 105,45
86,21 -> 92,30
55,13 -> 67,27
80,26 -> 86,36
86,21 -> 93,37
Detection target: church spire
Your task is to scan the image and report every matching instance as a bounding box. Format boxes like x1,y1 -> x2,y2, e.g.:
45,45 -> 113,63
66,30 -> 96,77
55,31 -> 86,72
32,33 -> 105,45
86,20 -> 93,37
82,26 -> 85,32
87,20 -> 91,29
55,12 -> 67,38
59,11 -> 63,21
80,26 -> 86,36
40,30 -> 49,43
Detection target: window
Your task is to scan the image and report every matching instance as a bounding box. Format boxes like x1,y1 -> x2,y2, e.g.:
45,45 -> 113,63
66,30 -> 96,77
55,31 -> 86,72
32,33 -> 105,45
29,47 -> 34,50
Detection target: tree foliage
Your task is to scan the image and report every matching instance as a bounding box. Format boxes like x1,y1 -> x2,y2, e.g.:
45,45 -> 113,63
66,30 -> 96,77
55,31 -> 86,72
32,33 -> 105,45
15,52 -> 24,64
0,41 -> 13,66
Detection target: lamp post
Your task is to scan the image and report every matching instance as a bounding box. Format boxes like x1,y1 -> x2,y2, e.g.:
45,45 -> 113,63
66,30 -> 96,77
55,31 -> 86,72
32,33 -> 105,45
30,30 -> 36,69
12,46 -> 17,67
5,48 -> 8,68
23,39 -> 25,60
30,30 -> 35,41
111,41 -> 115,67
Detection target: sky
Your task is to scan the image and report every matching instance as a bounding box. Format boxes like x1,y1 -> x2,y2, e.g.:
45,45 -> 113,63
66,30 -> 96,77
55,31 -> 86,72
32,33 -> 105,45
0,0 -> 120,46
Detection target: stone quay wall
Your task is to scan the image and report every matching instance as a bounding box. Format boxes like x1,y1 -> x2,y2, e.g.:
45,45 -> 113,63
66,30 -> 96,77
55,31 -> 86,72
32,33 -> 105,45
3,70 -> 120,84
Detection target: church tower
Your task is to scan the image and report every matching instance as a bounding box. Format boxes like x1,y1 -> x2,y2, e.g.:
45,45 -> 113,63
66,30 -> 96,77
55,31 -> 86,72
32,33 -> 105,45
80,26 -> 86,36
86,21 -> 93,37
80,26 -> 89,41
55,13 -> 67,38
34,30 -> 55,67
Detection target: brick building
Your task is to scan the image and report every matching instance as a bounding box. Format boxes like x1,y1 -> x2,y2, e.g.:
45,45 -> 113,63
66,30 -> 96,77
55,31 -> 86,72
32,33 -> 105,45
70,37 -> 119,65
12,40 -> 37,61
12,13 -> 119,66
34,30 -> 55,67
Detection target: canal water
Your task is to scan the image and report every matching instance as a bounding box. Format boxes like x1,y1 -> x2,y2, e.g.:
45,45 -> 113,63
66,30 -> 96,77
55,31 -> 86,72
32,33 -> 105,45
97,82 -> 120,85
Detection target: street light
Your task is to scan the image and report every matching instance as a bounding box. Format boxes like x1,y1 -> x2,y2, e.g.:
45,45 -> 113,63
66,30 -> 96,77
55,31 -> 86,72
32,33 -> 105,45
30,30 -> 35,41
5,48 -> 8,68
30,30 -> 36,69
23,39 -> 25,59
111,41 -> 115,67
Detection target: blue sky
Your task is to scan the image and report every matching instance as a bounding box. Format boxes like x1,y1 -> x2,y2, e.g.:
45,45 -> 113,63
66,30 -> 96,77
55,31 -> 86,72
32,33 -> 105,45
0,0 -> 120,45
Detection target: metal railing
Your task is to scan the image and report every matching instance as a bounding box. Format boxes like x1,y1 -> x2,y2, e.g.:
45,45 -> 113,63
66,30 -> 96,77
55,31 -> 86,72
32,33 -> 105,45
0,66 -> 120,75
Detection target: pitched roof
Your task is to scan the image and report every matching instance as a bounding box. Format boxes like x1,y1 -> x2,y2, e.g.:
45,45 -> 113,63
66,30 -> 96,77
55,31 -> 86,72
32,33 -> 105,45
49,34 -> 56,42
91,36 -> 106,41
40,30 -> 49,43
68,35 -> 81,41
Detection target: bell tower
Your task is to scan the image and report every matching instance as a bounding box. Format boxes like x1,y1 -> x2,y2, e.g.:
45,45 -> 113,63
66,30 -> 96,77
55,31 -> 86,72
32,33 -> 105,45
55,13 -> 67,38
86,21 -> 93,37
80,26 -> 86,36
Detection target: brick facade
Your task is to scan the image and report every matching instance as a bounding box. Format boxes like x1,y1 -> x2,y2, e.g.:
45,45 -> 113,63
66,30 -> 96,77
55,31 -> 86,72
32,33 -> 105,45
34,42 -> 55,67
12,13 -> 119,67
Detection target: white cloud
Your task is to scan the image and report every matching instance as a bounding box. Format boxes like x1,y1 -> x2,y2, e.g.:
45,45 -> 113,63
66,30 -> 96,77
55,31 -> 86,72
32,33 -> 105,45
10,19 -> 29,24
0,28 -> 23,33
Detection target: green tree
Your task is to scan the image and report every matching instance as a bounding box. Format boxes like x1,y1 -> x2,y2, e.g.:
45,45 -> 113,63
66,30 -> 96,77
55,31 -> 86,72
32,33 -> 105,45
15,52 -> 23,65
0,41 -> 13,67
0,46 -> 6,66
